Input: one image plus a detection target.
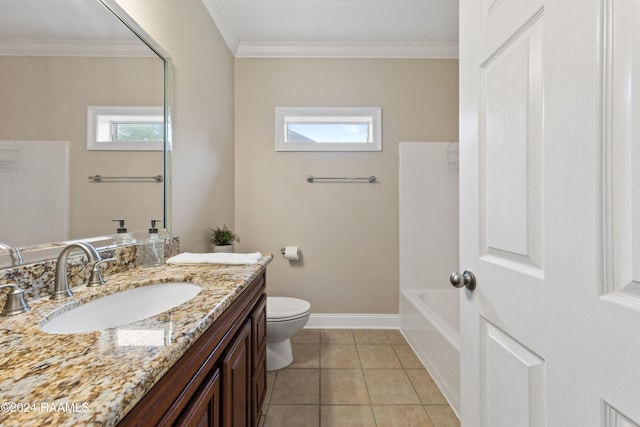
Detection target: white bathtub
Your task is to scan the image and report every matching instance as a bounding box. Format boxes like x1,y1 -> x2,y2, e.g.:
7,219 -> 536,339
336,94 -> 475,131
400,289 -> 460,416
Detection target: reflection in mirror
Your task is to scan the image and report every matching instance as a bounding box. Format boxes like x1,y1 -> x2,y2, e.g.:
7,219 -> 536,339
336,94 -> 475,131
0,0 -> 172,268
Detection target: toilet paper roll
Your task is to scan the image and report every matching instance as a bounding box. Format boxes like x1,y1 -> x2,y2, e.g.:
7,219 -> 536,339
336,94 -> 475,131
284,246 -> 300,261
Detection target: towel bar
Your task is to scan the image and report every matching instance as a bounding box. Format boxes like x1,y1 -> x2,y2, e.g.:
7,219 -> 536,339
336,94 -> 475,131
306,175 -> 376,183
88,174 -> 163,183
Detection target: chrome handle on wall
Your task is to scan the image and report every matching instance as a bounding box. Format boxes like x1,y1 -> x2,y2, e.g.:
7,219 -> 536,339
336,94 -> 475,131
449,270 -> 476,291
88,174 -> 163,183
306,175 -> 377,183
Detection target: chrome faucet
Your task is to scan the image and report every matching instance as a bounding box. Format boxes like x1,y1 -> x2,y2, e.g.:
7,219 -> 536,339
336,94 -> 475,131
0,284 -> 30,316
51,242 -> 115,300
0,242 -> 23,266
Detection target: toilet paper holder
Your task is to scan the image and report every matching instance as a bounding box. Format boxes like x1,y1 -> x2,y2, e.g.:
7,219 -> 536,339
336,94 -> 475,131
280,246 -> 301,260
280,247 -> 300,255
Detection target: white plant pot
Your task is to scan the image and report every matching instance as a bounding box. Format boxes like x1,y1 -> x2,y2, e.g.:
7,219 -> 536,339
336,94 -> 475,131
213,244 -> 235,253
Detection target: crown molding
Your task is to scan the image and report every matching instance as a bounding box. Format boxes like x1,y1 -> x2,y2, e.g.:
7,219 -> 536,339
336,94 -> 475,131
235,41 -> 459,59
201,0 -> 458,59
0,40 -> 156,57
200,0 -> 239,54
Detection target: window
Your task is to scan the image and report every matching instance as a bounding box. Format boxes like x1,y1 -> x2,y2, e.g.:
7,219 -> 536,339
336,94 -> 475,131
87,106 -> 164,151
275,107 -> 382,151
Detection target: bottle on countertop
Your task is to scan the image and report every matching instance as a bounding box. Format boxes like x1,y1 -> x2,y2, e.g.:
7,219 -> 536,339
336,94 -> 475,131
141,219 -> 164,267
112,219 -> 136,245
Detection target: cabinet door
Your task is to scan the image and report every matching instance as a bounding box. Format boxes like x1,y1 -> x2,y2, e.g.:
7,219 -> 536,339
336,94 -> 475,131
222,321 -> 252,427
175,368 -> 221,427
251,295 -> 267,369
251,295 -> 267,425
252,358 -> 266,427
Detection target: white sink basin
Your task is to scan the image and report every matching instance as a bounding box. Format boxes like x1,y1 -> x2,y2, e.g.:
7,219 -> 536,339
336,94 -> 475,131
40,282 -> 202,334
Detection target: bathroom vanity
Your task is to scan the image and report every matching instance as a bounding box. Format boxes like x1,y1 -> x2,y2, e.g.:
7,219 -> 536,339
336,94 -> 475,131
0,256 -> 271,427
119,266 -> 267,426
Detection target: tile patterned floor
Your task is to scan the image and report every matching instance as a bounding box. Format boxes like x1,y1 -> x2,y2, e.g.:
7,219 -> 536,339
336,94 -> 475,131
259,329 -> 460,427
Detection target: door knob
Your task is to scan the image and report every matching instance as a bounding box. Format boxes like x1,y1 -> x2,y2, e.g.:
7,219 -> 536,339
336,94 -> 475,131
449,270 -> 476,291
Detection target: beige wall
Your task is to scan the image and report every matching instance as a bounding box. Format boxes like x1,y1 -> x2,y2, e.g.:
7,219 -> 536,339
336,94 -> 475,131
235,59 -> 458,313
0,56 -> 163,240
101,3 -> 461,315
116,0 -> 235,252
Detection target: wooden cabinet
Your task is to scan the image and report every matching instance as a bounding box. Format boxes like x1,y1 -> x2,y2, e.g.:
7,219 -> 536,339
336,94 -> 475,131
119,273 -> 267,427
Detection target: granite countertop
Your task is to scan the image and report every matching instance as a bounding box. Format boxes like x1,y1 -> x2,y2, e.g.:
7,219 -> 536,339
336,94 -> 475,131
0,255 -> 272,427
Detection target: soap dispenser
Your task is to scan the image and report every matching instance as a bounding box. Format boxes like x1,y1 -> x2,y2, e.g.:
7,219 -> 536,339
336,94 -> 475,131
112,219 -> 135,245
142,219 -> 164,267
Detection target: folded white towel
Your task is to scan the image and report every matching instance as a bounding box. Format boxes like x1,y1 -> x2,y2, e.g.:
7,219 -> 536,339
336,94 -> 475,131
166,252 -> 262,265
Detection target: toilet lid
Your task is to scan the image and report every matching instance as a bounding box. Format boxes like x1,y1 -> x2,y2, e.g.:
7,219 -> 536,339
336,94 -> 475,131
267,296 -> 311,320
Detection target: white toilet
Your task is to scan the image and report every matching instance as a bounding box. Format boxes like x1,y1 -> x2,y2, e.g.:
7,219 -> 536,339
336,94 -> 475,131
266,296 -> 311,371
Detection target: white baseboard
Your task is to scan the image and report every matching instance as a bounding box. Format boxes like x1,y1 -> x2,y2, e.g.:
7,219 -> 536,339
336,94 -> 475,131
305,313 -> 400,329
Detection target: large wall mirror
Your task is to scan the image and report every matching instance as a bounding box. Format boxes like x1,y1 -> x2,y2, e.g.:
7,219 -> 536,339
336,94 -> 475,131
0,0 -> 172,267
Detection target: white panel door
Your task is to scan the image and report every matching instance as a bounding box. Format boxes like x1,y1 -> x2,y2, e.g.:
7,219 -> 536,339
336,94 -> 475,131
459,0 -> 640,425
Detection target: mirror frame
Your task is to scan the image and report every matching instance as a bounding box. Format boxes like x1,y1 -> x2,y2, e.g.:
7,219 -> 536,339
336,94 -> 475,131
0,0 -> 173,268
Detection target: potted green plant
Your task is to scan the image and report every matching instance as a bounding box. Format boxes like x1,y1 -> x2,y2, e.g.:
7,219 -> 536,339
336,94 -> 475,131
209,225 -> 240,253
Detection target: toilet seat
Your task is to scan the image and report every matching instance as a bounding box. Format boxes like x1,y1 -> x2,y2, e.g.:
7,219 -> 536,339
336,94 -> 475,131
267,297 -> 311,322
